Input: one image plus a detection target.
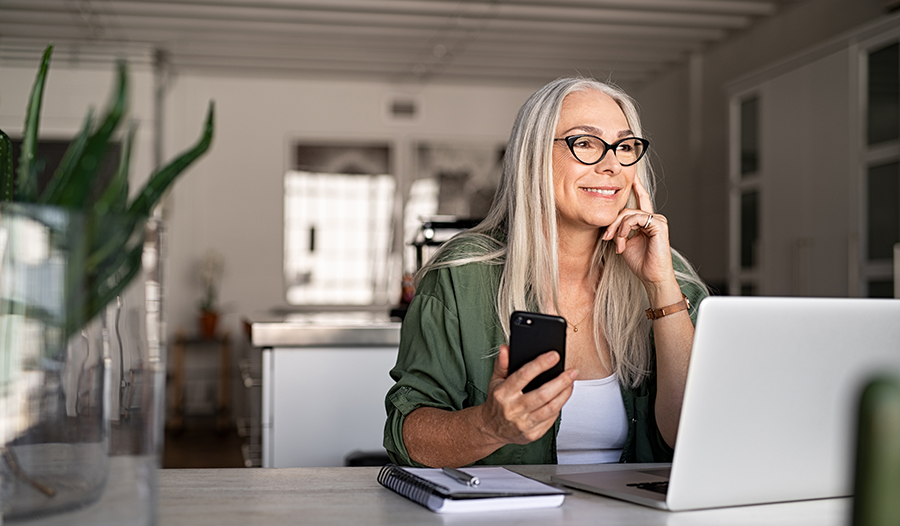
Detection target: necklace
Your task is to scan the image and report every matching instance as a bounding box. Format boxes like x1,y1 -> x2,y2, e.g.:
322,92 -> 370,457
566,309 -> 592,333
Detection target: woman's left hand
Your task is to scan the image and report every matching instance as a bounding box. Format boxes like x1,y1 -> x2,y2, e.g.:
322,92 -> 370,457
601,176 -> 675,288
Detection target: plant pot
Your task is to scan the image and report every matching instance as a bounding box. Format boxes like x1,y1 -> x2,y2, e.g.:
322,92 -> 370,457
199,310 -> 219,339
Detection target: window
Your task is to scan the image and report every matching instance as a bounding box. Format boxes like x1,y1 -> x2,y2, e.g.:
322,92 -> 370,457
868,42 -> 899,145
730,94 -> 761,295
867,161 -> 899,261
740,190 -> 760,270
283,143 -> 396,305
740,97 -> 760,176
403,142 -> 504,275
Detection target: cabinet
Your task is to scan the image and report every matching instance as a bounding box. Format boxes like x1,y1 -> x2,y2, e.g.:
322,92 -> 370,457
252,313 -> 400,467
727,15 -> 900,297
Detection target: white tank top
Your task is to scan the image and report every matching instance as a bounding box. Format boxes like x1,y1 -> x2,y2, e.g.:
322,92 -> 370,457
556,374 -> 628,464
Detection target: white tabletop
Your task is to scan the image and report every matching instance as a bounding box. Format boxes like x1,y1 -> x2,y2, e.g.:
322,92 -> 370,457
158,463 -> 851,526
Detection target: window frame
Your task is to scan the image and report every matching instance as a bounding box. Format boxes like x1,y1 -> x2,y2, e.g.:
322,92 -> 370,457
729,91 -> 763,296
857,31 -> 900,298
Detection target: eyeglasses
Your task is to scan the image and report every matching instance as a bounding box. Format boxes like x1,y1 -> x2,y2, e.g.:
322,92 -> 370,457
554,135 -> 650,167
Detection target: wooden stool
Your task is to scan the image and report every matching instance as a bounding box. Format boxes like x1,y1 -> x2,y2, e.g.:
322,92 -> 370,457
169,332 -> 231,433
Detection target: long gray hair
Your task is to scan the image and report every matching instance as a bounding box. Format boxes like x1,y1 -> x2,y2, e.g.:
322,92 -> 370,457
418,77 -> 705,388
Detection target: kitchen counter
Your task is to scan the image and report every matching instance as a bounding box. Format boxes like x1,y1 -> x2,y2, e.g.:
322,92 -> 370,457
249,310 -> 401,467
251,311 -> 401,347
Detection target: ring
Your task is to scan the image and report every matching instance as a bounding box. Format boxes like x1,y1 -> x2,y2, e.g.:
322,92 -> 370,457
643,214 -> 653,229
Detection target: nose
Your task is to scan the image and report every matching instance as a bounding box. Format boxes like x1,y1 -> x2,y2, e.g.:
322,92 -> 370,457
594,150 -> 623,174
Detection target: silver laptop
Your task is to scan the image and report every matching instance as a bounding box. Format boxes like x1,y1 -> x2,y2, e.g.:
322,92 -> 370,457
552,296 -> 900,511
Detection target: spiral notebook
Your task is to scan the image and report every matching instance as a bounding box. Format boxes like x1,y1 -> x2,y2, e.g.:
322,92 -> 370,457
377,464 -> 568,513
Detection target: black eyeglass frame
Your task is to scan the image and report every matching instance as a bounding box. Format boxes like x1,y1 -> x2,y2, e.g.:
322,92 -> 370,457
553,134 -> 650,167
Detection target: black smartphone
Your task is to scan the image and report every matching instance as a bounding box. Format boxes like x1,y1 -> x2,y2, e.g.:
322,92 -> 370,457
508,311 -> 567,393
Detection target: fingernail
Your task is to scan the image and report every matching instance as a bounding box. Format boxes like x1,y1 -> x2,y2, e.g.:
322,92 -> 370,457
570,369 -> 579,380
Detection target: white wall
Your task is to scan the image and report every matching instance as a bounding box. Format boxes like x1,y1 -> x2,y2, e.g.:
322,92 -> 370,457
634,0 -> 887,291
162,74 -> 538,338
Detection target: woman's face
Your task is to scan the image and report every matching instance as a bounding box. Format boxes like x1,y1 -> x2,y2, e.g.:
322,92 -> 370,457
551,89 -> 637,233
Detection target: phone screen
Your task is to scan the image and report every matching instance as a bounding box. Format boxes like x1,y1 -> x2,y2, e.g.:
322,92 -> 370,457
508,311 -> 567,392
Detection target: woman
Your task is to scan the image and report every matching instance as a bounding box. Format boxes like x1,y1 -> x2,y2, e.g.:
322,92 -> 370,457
384,77 -> 708,468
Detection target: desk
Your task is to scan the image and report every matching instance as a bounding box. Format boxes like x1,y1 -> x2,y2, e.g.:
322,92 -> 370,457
158,464 -> 850,525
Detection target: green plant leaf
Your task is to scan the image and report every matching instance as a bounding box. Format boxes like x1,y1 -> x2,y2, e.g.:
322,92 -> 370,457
84,216 -> 135,278
127,101 -> 214,220
39,109 -> 94,205
63,211 -> 89,340
17,44 -> 53,203
0,129 -> 12,202
52,61 -> 128,209
78,240 -> 144,335
95,122 -> 134,217
83,123 -> 137,274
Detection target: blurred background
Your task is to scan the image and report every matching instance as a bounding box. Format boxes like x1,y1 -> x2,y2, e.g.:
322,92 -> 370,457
1,0 -> 898,469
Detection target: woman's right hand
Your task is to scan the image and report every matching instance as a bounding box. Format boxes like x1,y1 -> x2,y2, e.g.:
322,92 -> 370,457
402,344 -> 578,467
479,344 -> 578,446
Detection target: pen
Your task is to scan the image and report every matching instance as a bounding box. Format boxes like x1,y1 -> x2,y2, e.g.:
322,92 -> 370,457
442,467 -> 480,486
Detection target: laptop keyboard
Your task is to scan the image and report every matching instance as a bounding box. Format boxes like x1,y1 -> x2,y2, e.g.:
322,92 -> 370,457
627,481 -> 669,495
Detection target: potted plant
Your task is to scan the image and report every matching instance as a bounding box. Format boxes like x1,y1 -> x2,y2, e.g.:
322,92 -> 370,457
198,248 -> 225,339
0,44 -> 214,521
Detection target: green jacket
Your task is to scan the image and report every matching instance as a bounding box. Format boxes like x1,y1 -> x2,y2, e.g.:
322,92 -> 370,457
384,250 -> 706,467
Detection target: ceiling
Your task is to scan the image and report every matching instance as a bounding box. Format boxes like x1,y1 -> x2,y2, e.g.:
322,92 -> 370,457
0,0 -> 805,88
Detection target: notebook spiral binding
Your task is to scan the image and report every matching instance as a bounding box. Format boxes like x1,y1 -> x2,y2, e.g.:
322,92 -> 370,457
378,464 -> 448,508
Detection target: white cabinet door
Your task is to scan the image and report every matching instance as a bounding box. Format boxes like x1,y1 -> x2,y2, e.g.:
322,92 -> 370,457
265,346 -> 398,467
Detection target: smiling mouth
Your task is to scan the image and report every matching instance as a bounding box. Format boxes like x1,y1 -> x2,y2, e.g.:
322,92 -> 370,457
581,187 -> 618,196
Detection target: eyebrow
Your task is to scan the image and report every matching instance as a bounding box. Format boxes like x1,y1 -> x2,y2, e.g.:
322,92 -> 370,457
560,125 -> 634,138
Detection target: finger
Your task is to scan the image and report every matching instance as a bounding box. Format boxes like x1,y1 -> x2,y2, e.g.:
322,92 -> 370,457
602,209 -> 632,241
525,367 -> 578,406
632,176 -> 654,214
528,378 -> 576,423
518,413 -> 564,443
492,344 -> 510,380
602,209 -> 641,243
505,350 -> 560,393
611,212 -> 649,253
516,379 -> 577,441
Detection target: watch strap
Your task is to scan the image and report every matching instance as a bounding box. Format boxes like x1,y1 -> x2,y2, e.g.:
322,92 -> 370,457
646,294 -> 690,320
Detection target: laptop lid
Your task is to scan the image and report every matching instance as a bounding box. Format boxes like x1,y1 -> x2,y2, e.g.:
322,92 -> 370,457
554,296 -> 900,511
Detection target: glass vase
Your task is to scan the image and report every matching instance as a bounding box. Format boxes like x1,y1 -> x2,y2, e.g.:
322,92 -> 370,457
0,203 -> 166,525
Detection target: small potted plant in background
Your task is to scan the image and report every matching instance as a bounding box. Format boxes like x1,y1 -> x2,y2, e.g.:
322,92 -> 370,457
198,248 -> 224,339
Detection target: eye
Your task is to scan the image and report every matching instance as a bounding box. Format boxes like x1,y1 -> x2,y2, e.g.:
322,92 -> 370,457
617,142 -> 634,152
572,136 -> 599,150
572,139 -> 592,149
